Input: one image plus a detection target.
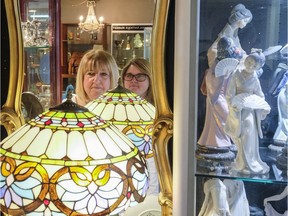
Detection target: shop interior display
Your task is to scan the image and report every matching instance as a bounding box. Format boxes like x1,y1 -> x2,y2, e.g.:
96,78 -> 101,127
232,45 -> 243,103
1,0 -> 287,215
196,1 -> 287,215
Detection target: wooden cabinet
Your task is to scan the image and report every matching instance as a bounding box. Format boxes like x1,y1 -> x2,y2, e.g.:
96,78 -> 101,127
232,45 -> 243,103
60,23 -> 108,99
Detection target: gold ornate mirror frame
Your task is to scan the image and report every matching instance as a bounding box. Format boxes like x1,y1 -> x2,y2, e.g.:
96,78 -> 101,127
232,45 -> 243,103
1,0 -> 25,135
151,0 -> 173,215
1,0 -> 173,215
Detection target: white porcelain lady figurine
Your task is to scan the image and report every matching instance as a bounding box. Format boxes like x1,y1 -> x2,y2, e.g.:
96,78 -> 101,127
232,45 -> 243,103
198,37 -> 243,148
273,77 -> 288,145
223,179 -> 250,216
199,178 -> 250,216
224,50 -> 271,175
207,3 -> 252,67
198,178 -> 231,216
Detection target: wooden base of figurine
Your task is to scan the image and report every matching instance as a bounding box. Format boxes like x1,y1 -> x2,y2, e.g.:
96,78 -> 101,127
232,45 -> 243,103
196,144 -> 236,174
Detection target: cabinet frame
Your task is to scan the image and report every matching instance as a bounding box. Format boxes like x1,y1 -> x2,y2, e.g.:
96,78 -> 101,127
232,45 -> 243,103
173,0 -> 288,215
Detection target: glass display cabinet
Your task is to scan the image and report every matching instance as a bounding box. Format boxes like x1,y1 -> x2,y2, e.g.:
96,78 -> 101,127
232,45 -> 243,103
175,0 -> 288,215
194,0 -> 287,214
20,0 -> 59,120
111,23 -> 152,68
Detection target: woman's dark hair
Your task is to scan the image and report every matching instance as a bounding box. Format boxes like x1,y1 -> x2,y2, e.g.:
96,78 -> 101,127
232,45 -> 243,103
249,48 -> 266,68
228,4 -> 253,25
217,36 -> 243,60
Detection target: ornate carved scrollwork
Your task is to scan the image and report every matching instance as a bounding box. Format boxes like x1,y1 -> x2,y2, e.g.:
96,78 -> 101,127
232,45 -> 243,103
1,0 -> 25,136
151,0 -> 173,215
153,116 -> 173,214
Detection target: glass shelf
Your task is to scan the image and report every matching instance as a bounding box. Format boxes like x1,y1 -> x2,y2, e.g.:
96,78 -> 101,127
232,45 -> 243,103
196,147 -> 287,184
24,46 -> 51,49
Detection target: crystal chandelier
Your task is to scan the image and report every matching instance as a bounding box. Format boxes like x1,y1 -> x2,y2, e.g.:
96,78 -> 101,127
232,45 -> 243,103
21,10 -> 50,47
79,0 -> 104,34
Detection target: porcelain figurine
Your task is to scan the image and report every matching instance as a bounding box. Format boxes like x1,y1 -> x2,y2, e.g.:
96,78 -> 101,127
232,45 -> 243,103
225,50 -> 271,175
207,3 -> 252,67
198,36 -> 243,149
273,79 -> 288,145
198,178 -> 231,216
223,179 -> 250,216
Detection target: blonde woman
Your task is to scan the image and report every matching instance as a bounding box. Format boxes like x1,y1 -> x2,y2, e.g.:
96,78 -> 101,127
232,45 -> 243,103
64,49 -> 119,106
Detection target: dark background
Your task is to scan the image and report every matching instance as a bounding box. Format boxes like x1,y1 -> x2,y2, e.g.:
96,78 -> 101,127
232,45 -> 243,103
1,0 -> 10,140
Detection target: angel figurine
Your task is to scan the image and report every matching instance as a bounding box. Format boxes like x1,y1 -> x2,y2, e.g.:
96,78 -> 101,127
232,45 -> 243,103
224,49 -> 271,175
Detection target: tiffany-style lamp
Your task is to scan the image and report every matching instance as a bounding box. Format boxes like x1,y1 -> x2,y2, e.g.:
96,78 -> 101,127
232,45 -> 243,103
85,85 -> 158,195
0,97 -> 148,216
85,85 -> 155,159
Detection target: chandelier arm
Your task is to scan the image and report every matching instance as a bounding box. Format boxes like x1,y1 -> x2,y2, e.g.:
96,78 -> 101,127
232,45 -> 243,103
71,0 -> 86,7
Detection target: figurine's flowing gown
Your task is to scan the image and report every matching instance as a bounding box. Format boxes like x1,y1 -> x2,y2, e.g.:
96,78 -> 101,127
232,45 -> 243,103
198,62 -> 232,148
273,81 -> 288,145
198,23 -> 246,148
199,179 -> 250,216
223,179 -> 250,216
224,70 -> 270,174
198,178 -> 230,216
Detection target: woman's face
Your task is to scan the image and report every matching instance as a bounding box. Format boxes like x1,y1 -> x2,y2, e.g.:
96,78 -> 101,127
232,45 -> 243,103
83,65 -> 111,100
244,57 -> 261,73
123,64 -> 149,98
237,18 -> 250,29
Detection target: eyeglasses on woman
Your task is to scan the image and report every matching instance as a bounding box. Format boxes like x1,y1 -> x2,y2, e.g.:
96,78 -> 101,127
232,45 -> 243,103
124,73 -> 148,82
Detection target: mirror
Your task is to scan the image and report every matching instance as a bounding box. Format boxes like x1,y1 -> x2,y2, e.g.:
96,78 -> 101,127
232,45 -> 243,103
19,0 -> 156,111
1,0 -> 25,135
0,0 -> 173,215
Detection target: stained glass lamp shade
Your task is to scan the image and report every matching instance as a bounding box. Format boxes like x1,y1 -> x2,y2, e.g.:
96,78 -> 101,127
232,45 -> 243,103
85,85 -> 156,159
0,99 -> 148,216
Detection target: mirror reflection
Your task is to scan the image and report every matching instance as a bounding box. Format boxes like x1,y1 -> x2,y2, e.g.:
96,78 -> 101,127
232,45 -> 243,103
19,0 -> 155,121
14,0 -> 161,215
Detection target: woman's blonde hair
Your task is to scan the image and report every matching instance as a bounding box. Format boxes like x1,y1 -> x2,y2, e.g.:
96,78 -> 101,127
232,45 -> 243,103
121,58 -> 154,105
75,49 -> 119,104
